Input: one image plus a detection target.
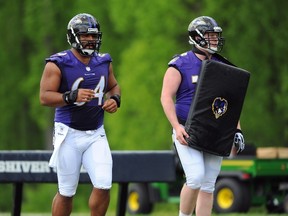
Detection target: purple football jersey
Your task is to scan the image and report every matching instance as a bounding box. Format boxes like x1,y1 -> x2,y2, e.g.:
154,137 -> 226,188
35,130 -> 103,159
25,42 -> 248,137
46,50 -> 112,130
168,51 -> 220,122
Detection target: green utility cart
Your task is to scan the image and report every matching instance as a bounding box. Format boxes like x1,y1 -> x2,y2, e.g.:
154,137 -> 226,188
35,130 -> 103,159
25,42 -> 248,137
127,149 -> 288,214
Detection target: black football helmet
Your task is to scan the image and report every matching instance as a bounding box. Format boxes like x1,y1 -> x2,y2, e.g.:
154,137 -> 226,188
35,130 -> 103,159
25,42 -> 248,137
67,13 -> 102,56
188,16 -> 224,53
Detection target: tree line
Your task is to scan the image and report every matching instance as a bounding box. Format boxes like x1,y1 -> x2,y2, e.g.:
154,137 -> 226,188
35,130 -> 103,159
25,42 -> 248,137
0,0 -> 287,211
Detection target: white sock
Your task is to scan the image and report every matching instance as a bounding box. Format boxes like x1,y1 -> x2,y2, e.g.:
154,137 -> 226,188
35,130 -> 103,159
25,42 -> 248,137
179,210 -> 192,216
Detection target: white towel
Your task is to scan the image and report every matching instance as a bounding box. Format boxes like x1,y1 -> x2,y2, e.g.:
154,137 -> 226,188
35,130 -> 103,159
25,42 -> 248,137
49,122 -> 69,168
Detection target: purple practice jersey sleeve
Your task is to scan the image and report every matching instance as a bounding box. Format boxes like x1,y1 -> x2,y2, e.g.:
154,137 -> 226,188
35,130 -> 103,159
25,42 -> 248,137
168,51 -> 202,122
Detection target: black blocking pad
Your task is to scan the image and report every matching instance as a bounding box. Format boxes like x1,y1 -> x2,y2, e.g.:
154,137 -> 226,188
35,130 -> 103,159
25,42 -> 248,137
184,60 -> 250,156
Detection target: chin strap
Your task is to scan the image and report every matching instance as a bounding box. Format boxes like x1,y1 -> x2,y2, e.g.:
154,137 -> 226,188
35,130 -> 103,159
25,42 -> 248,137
191,45 -> 210,60
81,49 -> 95,56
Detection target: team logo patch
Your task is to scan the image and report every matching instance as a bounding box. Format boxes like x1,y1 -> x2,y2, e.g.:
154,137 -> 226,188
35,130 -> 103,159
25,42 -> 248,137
212,97 -> 228,119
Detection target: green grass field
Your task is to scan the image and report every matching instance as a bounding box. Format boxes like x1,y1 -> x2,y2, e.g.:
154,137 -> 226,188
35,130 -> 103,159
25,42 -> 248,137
0,213 -> 284,216
0,214 -> 284,216
2,184 -> 285,216
1,204 -> 284,216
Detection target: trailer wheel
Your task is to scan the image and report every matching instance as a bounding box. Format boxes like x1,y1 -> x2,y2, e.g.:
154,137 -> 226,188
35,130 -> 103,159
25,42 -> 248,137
214,178 -> 250,213
127,183 -> 153,214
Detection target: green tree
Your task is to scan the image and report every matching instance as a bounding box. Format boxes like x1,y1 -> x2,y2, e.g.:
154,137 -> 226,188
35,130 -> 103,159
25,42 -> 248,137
105,0 -> 196,150
0,0 -> 288,212
0,0 -> 40,150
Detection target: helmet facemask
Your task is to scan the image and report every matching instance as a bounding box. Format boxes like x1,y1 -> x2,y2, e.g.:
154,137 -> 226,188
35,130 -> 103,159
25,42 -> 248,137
67,13 -> 102,56
79,34 -> 101,56
188,16 -> 225,54
189,30 -> 224,54
71,30 -> 102,56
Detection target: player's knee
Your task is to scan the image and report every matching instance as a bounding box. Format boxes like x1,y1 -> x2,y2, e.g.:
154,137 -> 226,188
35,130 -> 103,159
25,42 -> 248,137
185,173 -> 204,189
200,184 -> 215,193
92,177 -> 112,189
59,185 -> 77,197
200,180 -> 216,193
89,188 -> 110,211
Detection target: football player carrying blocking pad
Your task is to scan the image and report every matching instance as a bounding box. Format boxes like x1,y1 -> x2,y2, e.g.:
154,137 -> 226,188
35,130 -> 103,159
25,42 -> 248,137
161,16 -> 247,216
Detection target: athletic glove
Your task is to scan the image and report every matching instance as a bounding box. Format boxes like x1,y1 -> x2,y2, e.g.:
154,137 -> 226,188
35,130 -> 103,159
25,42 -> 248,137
234,129 -> 245,154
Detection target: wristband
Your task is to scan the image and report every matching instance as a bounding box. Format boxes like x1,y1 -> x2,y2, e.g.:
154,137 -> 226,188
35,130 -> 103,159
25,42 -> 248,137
110,94 -> 121,108
236,129 -> 243,134
62,90 -> 78,104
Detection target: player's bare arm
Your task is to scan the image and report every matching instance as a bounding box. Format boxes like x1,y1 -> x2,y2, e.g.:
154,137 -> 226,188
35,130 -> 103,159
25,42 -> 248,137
161,67 -> 189,145
40,62 -> 64,107
40,62 -> 97,107
102,63 -> 121,113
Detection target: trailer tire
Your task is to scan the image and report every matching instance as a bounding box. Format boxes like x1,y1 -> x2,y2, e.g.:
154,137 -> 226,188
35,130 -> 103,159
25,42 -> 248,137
214,178 -> 250,213
127,183 -> 153,214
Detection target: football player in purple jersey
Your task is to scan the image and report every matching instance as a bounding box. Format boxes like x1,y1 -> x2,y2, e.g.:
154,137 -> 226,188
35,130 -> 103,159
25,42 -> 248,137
40,13 -> 121,216
161,16 -> 244,216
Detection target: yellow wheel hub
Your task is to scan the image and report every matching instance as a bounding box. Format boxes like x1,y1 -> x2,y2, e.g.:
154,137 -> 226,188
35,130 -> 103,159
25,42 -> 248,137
217,188 -> 234,209
128,191 -> 140,211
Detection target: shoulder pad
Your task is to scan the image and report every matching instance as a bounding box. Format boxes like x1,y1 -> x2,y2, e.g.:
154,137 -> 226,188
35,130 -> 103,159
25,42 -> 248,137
45,51 -> 68,64
168,52 -> 189,66
96,52 -> 112,63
